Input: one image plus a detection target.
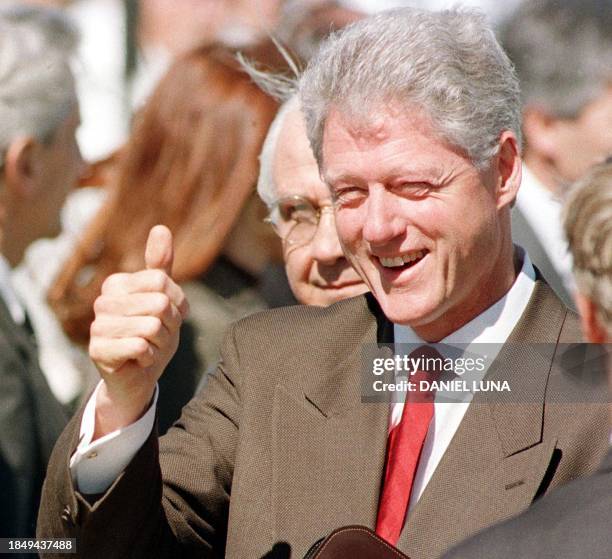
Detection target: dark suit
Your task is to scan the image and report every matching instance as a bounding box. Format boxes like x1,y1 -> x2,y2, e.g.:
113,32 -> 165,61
0,296 -> 67,539
37,280 -> 608,558
443,448 -> 612,559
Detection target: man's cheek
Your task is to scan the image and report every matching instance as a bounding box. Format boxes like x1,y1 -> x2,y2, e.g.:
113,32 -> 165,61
333,209 -> 357,238
294,250 -> 314,283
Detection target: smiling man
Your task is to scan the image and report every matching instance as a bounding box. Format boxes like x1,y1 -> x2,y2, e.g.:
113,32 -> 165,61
258,95 -> 368,306
38,8 -> 609,559
319,104 -> 517,337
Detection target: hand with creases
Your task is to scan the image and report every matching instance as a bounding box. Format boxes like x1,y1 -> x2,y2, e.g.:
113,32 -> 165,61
88,225 -> 189,440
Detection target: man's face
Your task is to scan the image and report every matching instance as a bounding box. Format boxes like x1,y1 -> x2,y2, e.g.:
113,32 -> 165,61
272,108 -> 368,306
31,104 -> 83,239
322,104 -> 513,338
551,85 -> 612,185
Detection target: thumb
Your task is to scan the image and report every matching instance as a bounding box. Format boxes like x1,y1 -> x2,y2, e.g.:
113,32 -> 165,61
145,225 -> 174,275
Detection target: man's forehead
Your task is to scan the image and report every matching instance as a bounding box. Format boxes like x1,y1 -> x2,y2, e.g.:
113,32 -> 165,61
324,100 -> 439,139
321,102 -> 440,154
321,102 -> 459,182
273,107 -> 330,201
276,108 -> 312,164
324,105 -> 392,145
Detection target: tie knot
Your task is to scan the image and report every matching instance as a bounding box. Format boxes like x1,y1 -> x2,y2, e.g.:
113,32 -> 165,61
408,345 -> 443,376
406,345 -> 443,402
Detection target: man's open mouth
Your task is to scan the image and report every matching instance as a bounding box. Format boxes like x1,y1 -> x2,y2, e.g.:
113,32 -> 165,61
378,250 -> 428,271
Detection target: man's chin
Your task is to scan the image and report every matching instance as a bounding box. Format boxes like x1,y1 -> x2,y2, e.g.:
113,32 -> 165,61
376,291 -> 439,327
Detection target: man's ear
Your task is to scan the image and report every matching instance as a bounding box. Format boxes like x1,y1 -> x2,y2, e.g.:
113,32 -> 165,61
494,130 -> 521,210
575,292 -> 609,344
3,136 -> 37,199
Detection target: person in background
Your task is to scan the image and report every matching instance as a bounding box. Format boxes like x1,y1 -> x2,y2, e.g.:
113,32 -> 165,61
0,4 -> 80,540
128,0 -> 285,112
443,159 -> 612,559
45,45 -> 279,432
258,95 -> 368,306
499,0 -> 612,306
274,0 -> 363,62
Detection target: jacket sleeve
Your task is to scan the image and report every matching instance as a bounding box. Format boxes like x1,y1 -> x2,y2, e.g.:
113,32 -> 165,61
37,324 -> 243,559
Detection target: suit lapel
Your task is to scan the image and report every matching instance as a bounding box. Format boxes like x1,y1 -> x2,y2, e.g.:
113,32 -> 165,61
0,295 -> 36,358
271,294 -> 391,552
397,279 -> 568,558
0,294 -> 67,466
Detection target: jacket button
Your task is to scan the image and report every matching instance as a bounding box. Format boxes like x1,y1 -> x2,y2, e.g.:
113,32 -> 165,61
60,505 -> 74,526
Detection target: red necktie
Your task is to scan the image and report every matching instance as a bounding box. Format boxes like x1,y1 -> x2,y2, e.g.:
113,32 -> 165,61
375,346 -> 441,545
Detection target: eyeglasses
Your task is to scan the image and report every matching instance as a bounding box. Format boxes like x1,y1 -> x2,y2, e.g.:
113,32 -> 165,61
265,195 -> 335,246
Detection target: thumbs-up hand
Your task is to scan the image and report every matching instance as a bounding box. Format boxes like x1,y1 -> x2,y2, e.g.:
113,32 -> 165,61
89,225 -> 189,439
145,224 -> 175,275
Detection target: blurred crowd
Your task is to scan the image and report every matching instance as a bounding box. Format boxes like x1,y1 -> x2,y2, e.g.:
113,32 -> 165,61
0,0 -> 610,556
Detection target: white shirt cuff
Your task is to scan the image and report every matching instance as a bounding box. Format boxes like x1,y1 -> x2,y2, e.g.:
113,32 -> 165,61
69,381 -> 158,494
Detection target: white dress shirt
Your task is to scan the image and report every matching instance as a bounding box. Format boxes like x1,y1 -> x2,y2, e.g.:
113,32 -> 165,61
71,382 -> 159,493
394,249 -> 535,509
0,254 -> 25,325
516,165 -> 574,295
72,251 -> 536,496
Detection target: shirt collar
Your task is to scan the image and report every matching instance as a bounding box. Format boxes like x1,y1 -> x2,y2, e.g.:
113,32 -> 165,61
395,247 -> 536,346
518,165 -> 561,204
0,254 -> 25,325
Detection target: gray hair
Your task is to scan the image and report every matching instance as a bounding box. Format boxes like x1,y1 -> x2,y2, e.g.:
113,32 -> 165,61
299,7 -> 522,170
499,0 -> 612,118
563,160 -> 612,334
257,95 -> 302,208
0,5 -> 78,166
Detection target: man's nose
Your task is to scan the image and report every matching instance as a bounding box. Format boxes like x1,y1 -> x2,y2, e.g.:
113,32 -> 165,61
310,207 -> 344,265
362,186 -> 404,245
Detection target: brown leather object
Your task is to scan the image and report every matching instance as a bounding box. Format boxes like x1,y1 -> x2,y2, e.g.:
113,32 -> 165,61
305,526 -> 410,559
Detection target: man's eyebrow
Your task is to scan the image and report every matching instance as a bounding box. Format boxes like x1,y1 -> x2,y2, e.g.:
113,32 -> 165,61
323,172 -> 365,187
324,165 -> 444,186
383,163 -> 447,180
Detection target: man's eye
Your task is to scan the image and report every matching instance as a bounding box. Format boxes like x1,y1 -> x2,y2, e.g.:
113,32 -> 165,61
279,202 -> 316,223
394,182 -> 431,198
333,187 -> 366,205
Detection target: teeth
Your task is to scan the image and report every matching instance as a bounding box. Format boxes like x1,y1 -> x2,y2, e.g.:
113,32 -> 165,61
379,251 -> 425,268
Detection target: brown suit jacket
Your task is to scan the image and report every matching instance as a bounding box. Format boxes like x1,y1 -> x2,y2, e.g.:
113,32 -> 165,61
37,280 -> 609,558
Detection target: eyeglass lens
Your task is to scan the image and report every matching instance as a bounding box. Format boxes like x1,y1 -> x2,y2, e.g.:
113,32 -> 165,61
277,197 -> 320,245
